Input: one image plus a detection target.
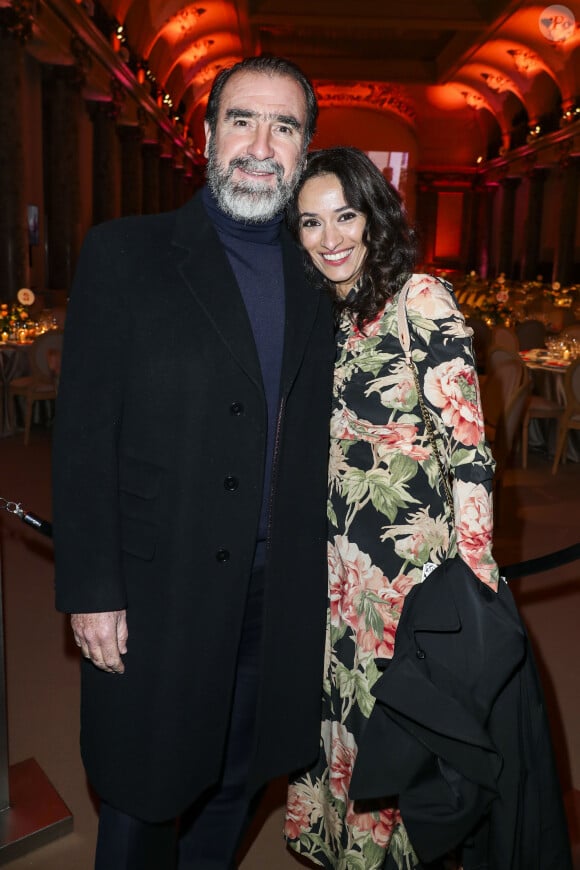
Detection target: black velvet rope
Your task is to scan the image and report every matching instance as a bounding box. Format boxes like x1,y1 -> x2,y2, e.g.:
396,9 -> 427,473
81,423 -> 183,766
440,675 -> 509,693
500,542 -> 580,580
6,503 -> 580,579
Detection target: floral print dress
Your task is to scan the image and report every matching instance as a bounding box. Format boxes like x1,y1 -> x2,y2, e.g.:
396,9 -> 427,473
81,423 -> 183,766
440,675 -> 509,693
285,275 -> 498,870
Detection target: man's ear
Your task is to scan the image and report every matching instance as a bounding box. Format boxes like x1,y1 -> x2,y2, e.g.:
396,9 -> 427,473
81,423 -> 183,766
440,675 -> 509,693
203,121 -> 211,159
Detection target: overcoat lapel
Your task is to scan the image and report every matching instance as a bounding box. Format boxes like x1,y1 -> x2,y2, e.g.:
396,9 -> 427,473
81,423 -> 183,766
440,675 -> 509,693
279,224 -> 321,396
171,194 -> 263,389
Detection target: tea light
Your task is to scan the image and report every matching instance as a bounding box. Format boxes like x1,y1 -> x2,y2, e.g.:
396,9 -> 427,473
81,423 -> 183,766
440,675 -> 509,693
17,328 -> 27,343
1,331 -> 7,342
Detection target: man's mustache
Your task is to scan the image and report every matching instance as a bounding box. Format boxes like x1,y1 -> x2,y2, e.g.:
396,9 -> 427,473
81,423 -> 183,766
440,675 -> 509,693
228,156 -> 284,179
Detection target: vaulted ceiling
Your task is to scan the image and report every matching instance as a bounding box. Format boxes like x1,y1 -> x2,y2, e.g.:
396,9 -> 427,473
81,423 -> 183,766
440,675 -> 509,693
95,0 -> 579,147
31,0 -> 580,157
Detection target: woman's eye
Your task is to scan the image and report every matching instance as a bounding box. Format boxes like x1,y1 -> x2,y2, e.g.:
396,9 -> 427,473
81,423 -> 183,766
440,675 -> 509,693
339,211 -> 358,221
301,218 -> 319,229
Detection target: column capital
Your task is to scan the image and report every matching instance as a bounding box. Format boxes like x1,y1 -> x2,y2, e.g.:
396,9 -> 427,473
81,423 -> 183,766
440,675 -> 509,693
117,123 -> 143,144
109,76 -> 127,121
499,175 -> 521,190
45,62 -> 85,90
70,34 -> 92,84
0,1 -> 35,44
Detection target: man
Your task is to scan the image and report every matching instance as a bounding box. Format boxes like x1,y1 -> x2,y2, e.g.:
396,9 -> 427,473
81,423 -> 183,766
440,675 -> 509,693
52,55 -> 335,869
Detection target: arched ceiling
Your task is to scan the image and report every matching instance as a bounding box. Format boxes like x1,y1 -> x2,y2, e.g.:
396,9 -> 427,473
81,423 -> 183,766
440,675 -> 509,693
96,0 -> 579,149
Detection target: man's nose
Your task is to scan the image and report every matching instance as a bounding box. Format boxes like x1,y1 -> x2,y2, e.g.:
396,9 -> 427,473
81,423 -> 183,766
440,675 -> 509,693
247,124 -> 275,160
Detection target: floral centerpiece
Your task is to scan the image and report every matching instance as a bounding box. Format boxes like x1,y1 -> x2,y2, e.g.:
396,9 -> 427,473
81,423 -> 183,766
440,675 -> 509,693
468,274 -> 520,325
0,302 -> 31,337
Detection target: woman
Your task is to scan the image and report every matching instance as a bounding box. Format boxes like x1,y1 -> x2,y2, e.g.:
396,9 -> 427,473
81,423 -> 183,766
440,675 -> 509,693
284,148 -> 498,869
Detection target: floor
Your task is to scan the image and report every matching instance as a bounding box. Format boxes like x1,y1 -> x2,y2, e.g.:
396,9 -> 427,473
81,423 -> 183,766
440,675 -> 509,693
0,426 -> 578,868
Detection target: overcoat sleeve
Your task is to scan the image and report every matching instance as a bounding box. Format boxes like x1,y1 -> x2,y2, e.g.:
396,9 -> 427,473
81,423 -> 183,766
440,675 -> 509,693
53,224 -> 130,613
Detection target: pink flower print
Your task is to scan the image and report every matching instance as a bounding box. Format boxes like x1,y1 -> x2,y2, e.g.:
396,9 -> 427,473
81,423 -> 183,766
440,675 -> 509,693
406,275 -> 454,319
328,536 -> 385,631
424,357 -> 483,447
454,480 -> 497,588
322,720 -> 358,804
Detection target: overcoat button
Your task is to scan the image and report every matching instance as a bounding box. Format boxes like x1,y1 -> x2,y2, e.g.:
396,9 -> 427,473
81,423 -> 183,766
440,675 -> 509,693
216,549 -> 230,563
224,475 -> 239,491
416,649 -> 426,660
230,402 -> 244,416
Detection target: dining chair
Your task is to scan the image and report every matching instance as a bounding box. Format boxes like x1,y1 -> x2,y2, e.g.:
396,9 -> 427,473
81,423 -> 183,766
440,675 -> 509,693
465,316 -> 491,374
480,357 -> 526,446
491,324 -> 519,353
521,373 -> 565,469
561,323 -> 580,342
492,379 -> 532,517
515,319 -> 546,351
485,345 -> 522,375
8,331 -> 63,445
551,359 -> 580,474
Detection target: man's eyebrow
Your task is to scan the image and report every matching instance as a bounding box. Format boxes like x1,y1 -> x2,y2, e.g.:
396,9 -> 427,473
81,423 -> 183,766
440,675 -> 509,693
224,108 -> 302,131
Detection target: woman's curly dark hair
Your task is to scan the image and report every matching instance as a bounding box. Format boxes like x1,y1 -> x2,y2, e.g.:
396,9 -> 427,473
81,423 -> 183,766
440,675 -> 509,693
286,146 -> 418,330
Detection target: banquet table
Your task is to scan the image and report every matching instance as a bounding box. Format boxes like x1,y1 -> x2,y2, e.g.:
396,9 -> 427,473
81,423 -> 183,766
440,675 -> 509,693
520,349 -> 579,462
0,343 -> 32,436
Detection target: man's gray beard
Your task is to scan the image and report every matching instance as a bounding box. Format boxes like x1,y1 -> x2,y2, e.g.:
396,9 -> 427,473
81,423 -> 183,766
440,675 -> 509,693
206,143 -> 303,223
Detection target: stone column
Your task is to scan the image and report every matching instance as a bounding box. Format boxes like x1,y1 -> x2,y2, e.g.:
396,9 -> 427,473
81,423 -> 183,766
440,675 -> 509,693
142,141 -> 160,215
89,100 -> 121,225
463,186 -> 482,273
553,157 -> 580,284
480,183 -> 498,279
118,124 -> 143,216
173,165 -> 185,208
159,155 -> 175,213
0,6 -> 32,300
43,65 -> 83,291
522,168 -> 548,280
497,176 -> 521,277
182,163 -> 196,205
415,175 -> 437,266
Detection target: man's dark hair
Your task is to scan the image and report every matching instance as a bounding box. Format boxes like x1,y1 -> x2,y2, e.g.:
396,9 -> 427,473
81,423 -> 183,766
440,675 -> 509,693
205,55 -> 318,147
287,146 -> 418,329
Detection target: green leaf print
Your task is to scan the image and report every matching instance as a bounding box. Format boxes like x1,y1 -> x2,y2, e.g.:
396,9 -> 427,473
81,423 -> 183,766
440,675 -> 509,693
328,498 -> 338,527
359,593 -> 384,637
339,852 -> 367,870
355,351 -> 394,378
335,662 -> 356,700
367,471 -> 419,522
389,824 -> 419,870
363,837 -> 390,869
343,468 -> 370,505
365,656 -> 383,690
354,671 -> 376,718
452,447 -> 475,467
409,314 -> 437,344
387,453 -> 418,485
299,831 -> 336,864
330,622 -> 348,646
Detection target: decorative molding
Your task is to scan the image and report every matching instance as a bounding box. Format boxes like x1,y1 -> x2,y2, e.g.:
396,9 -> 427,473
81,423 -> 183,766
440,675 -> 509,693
70,33 -> 91,80
40,0 -> 197,160
0,0 -> 37,43
314,81 -> 415,124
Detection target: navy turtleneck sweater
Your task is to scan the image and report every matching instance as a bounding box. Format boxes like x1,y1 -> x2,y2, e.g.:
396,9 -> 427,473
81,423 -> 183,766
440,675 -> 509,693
202,187 -> 286,564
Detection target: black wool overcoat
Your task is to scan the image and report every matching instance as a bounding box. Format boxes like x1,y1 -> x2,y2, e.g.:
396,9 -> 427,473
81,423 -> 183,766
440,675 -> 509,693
52,191 -> 335,822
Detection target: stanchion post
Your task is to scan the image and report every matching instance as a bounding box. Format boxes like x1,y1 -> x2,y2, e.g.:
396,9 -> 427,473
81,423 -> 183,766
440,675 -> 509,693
0,557 -> 9,811
0,545 -> 73,862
